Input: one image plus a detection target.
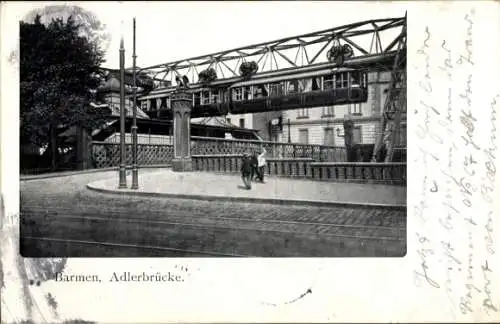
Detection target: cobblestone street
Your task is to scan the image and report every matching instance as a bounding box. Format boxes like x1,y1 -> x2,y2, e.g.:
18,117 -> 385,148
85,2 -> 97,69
21,169 -> 406,257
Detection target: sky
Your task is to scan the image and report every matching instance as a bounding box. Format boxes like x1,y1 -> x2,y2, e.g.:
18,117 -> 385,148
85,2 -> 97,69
8,1 -> 408,70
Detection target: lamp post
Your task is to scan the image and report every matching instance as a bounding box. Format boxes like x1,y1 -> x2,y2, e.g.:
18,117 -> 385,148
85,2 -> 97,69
131,18 -> 139,189
287,118 -> 291,143
118,36 -> 127,189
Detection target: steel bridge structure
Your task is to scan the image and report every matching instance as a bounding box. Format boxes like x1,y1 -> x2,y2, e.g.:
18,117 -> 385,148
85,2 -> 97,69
139,15 -> 406,85
130,14 -> 406,171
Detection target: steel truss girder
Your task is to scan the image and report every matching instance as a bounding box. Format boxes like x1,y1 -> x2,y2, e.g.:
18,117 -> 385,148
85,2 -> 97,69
372,12 -> 407,163
137,15 -> 406,87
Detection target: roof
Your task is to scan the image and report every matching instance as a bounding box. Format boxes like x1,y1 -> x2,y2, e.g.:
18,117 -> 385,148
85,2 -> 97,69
90,101 -> 151,120
106,102 -> 150,119
195,116 -> 234,127
103,115 -> 259,133
193,116 -> 260,132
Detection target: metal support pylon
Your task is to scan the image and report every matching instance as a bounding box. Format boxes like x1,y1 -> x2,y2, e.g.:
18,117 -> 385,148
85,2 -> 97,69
372,13 -> 407,162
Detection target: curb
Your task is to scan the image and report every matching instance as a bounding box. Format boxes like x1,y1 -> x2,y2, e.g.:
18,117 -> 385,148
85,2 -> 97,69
20,165 -> 171,181
86,183 -> 406,211
200,171 -> 405,187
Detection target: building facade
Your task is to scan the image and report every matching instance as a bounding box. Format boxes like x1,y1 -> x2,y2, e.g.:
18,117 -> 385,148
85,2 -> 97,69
193,71 -> 406,146
270,71 -> 406,147
216,110 -> 281,141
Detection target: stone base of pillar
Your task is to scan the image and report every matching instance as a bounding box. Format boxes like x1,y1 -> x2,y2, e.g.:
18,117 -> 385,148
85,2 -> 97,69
172,158 -> 193,172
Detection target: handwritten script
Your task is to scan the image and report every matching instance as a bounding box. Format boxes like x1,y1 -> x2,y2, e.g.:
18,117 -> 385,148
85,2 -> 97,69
413,7 -> 499,320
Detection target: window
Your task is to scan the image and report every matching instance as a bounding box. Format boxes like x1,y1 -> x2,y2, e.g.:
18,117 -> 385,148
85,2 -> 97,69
253,85 -> 268,98
193,92 -> 201,106
312,77 -> 321,91
323,106 -> 335,117
222,90 -> 229,103
211,90 -> 219,104
299,129 -> 309,144
334,72 -> 349,88
351,103 -> 362,115
353,126 -> 362,144
243,86 -> 252,100
287,80 -> 299,94
232,88 -> 243,101
239,118 -> 245,128
150,98 -> 157,110
269,82 -> 285,96
324,75 -> 334,90
341,72 -> 349,88
141,100 -> 148,111
350,72 -> 361,88
324,128 -> 334,146
227,118 -> 231,124
297,108 -> 309,118
160,97 -> 167,109
298,78 -> 313,92
201,91 -> 210,105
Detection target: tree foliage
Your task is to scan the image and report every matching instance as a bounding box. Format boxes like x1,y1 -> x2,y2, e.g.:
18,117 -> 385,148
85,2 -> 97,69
23,5 -> 112,53
20,14 -> 107,147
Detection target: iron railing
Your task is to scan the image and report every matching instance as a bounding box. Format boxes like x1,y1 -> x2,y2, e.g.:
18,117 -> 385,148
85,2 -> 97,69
92,136 -> 406,169
190,136 -> 346,161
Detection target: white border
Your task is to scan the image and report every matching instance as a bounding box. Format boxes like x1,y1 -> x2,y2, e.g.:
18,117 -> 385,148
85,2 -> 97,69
2,1 -> 500,323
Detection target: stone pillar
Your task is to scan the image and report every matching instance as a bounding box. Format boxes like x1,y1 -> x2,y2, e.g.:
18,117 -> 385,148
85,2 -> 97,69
76,125 -> 91,170
171,92 -> 193,172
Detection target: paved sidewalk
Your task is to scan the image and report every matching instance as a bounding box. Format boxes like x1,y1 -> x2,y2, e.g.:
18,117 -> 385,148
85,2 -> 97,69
87,170 -> 406,208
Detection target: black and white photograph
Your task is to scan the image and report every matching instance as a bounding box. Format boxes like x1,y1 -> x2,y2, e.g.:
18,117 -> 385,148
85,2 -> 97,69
18,3 -> 407,258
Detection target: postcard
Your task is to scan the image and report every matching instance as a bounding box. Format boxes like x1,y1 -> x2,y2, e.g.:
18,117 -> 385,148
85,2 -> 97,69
1,1 -> 499,323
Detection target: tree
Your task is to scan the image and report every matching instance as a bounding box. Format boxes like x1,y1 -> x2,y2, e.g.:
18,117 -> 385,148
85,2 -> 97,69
22,5 -> 112,53
20,14 -> 108,170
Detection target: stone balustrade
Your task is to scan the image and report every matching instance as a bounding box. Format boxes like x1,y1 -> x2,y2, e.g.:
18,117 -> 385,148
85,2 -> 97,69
191,155 -> 406,185
266,158 -> 315,178
309,162 -> 407,185
192,155 -> 315,178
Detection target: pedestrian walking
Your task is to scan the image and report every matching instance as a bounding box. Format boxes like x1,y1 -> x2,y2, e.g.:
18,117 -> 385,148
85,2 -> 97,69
256,147 -> 267,183
250,151 -> 258,181
240,153 -> 252,189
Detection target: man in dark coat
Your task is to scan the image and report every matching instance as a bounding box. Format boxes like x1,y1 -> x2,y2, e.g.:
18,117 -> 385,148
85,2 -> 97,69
241,153 -> 252,189
250,151 -> 258,182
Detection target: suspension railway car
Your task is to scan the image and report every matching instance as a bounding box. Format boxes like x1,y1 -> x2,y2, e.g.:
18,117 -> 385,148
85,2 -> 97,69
140,67 -> 368,119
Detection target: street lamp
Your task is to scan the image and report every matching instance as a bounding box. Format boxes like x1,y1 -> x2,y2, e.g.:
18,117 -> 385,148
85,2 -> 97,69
287,118 -> 291,143
131,18 -> 139,189
118,35 -> 127,189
